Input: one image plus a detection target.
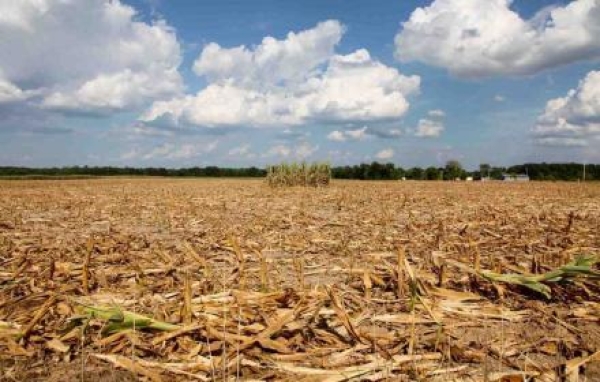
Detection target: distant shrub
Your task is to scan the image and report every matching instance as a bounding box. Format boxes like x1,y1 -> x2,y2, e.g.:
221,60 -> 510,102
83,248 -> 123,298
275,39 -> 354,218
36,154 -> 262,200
266,162 -> 331,187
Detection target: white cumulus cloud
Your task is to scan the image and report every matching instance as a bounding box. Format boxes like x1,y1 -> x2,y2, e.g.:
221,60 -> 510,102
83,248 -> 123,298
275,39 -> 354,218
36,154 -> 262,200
295,142 -> 319,159
0,0 -> 182,114
123,141 -> 218,161
264,144 -> 292,158
263,142 -> 319,159
0,77 -> 30,103
395,0 -> 600,77
345,126 -> 368,140
228,144 -> 252,157
328,126 -> 370,142
533,70 -> 600,146
375,148 -> 395,160
327,131 -> 347,142
414,119 -> 445,137
142,21 -> 420,129
428,109 -> 445,118
193,20 -> 344,87
42,68 -> 181,113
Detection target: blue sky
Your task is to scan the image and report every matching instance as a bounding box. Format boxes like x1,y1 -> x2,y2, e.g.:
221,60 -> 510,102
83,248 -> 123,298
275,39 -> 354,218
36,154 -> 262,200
0,0 -> 598,169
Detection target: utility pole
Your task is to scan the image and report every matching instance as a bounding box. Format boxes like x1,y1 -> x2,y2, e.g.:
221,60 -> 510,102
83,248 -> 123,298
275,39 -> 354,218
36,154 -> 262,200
583,163 -> 586,182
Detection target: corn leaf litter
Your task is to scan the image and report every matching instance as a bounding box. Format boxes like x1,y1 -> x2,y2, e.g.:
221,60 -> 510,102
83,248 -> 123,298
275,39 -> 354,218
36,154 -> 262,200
480,255 -> 600,299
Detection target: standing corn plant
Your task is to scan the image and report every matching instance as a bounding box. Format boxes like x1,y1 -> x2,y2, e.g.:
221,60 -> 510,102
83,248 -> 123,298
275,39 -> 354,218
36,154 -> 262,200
266,162 -> 331,187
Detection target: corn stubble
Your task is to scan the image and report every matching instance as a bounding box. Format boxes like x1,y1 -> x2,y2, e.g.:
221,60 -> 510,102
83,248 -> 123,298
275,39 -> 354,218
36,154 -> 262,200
0,178 -> 599,381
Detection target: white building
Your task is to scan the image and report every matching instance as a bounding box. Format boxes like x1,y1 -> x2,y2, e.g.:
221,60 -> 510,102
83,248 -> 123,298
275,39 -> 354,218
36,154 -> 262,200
501,173 -> 530,181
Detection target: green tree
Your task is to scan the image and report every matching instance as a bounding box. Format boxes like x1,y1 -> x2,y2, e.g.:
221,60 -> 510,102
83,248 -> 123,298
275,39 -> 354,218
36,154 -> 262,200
444,160 -> 463,180
406,167 -> 424,180
479,163 -> 491,179
490,167 -> 505,180
425,166 -> 440,180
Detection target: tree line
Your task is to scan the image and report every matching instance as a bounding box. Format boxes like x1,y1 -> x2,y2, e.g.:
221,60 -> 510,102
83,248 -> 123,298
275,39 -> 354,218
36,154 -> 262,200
333,162 -> 599,181
0,166 -> 266,178
0,162 -> 598,181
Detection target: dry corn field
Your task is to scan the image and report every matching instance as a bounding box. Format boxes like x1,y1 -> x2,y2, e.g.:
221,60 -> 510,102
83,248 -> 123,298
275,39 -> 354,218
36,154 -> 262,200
1,178 -> 599,382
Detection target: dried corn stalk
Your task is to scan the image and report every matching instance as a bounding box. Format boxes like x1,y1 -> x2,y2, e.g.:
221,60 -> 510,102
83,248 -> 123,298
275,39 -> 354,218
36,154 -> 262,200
266,162 -> 331,187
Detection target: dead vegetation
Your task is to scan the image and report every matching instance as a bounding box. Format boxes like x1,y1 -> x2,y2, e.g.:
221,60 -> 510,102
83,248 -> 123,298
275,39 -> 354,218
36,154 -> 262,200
0,178 -> 599,381
266,163 -> 331,188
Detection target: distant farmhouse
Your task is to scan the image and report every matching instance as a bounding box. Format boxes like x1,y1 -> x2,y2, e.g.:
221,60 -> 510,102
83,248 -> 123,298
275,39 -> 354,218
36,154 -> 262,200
501,173 -> 530,181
